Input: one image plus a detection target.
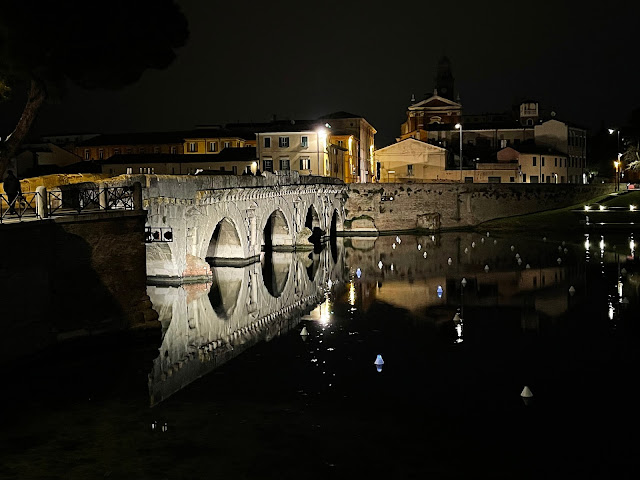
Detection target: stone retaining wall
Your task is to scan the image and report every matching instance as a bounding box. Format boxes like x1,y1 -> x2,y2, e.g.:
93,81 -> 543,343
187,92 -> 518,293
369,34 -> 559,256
344,183 -> 615,233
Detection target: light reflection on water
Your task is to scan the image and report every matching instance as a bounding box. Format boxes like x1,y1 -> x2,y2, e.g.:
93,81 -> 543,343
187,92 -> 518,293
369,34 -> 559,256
148,230 -> 639,405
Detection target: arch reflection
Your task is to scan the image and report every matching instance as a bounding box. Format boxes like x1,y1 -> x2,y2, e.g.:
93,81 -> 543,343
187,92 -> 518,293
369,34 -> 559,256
148,245 -> 343,406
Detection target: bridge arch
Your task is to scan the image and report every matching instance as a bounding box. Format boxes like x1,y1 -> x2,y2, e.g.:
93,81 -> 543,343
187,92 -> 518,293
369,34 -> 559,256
206,217 -> 244,264
261,207 -> 293,251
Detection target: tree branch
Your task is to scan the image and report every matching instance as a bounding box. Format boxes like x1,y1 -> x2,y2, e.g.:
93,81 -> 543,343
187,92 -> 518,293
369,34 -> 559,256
0,78 -> 47,177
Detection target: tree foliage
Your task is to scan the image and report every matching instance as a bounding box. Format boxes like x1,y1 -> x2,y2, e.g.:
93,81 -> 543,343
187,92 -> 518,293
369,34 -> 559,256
0,0 -> 189,177
623,143 -> 640,171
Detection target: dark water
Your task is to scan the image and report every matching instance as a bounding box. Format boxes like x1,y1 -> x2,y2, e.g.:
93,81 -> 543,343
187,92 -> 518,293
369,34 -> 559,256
2,230 -> 639,479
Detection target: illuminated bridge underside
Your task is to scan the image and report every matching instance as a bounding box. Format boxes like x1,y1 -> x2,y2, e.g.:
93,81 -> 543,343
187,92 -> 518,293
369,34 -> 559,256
144,176 -> 346,282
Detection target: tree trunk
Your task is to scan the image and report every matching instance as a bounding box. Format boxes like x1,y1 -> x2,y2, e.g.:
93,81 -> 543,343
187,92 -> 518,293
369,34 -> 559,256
0,78 -> 47,178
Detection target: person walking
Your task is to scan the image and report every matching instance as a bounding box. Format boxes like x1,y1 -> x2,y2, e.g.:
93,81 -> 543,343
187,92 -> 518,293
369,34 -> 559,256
3,170 -> 22,215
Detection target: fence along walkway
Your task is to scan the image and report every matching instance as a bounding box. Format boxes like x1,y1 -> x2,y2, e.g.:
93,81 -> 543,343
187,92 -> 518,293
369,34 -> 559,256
0,183 -> 142,224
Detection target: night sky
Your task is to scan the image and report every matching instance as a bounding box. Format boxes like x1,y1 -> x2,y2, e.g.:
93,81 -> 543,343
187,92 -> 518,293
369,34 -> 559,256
4,0 -> 640,147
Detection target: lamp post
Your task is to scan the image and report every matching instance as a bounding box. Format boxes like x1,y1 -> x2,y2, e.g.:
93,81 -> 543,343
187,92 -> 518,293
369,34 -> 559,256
455,123 -> 463,180
609,128 -> 622,190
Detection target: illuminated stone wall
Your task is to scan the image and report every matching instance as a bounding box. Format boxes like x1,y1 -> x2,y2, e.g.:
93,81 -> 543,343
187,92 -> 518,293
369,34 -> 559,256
343,182 -> 615,233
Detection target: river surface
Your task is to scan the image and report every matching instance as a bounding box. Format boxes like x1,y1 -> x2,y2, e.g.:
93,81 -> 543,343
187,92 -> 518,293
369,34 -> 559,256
2,230 -> 639,479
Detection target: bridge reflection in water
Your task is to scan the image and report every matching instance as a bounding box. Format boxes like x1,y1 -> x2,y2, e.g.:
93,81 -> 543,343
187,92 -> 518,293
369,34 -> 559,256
147,243 -> 345,405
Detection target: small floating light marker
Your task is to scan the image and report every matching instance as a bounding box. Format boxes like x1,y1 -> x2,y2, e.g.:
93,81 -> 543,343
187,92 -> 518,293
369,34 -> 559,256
557,257 -> 562,265
569,286 -> 576,296
464,247 -> 469,254
487,232 -> 490,237
543,237 -> 547,242
447,257 -> 453,265
375,354 -> 384,372
517,258 -> 522,266
511,245 -> 515,251
564,248 -> 568,254
423,252 -> 427,258
515,253 -> 520,259
437,285 -> 443,298
521,386 -> 533,406
484,264 -> 490,272
472,241 -> 476,248
417,244 -> 422,251
378,261 -> 383,270
162,423 -> 168,432
493,239 -> 497,245
300,326 -> 309,336
525,264 -> 531,269
356,268 -> 362,278
481,237 -> 485,243
558,245 -> 563,251
392,243 -> 396,249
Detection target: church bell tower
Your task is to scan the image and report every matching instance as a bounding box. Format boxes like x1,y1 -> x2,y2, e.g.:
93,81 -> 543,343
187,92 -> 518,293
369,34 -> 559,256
435,56 -> 455,101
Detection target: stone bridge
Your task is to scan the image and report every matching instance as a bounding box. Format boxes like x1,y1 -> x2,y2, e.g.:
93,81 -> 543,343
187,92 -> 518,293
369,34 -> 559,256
118,172 -> 347,283
147,246 -> 345,405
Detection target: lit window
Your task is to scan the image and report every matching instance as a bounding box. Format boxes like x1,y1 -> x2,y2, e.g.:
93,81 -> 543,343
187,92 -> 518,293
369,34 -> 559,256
300,157 -> 311,170
84,149 -> 90,160
170,146 -> 177,154
188,142 -> 197,152
98,149 -> 104,160
301,136 -> 308,148
126,167 -> 132,174
209,142 -> 217,152
224,141 -> 230,149
407,164 -> 413,176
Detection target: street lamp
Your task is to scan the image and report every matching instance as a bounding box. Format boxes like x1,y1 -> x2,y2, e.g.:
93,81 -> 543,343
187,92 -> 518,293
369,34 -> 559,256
455,123 -> 463,180
614,160 -> 620,191
316,127 -> 326,176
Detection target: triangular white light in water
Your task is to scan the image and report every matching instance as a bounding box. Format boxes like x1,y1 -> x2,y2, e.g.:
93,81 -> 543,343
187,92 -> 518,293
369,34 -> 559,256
493,240 -> 497,245
447,257 -> 452,265
521,386 -> 533,398
472,242 -> 476,248
526,264 -> 531,269
374,354 -> 384,365
517,258 -> 522,265
481,237 -> 485,243
515,253 -> 520,259
543,237 -> 547,242
557,257 -> 562,265
464,247 -> 469,254
487,232 -> 490,237
376,365 -> 383,373
484,265 -> 490,272
569,286 -> 575,296
564,248 -> 568,254
300,326 -> 309,336
423,252 -> 427,258
378,261 -> 383,270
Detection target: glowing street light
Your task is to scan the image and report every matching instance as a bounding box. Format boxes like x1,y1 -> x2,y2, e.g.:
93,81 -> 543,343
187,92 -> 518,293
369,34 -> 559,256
455,123 -> 463,180
614,160 -> 620,191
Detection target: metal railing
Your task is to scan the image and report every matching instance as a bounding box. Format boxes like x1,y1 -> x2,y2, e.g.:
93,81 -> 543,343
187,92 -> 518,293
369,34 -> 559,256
0,191 -> 41,223
1,184 -> 140,224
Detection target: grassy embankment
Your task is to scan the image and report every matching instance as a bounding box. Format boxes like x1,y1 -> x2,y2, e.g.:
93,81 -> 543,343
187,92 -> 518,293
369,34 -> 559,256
477,190 -> 640,233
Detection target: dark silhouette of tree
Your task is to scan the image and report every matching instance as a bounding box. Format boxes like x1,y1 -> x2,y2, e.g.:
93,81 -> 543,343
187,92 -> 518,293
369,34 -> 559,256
0,0 -> 188,177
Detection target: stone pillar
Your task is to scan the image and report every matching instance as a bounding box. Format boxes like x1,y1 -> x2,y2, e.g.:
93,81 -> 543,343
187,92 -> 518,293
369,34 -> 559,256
247,208 -> 257,257
99,186 -> 109,211
35,186 -> 48,218
133,182 -> 143,210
